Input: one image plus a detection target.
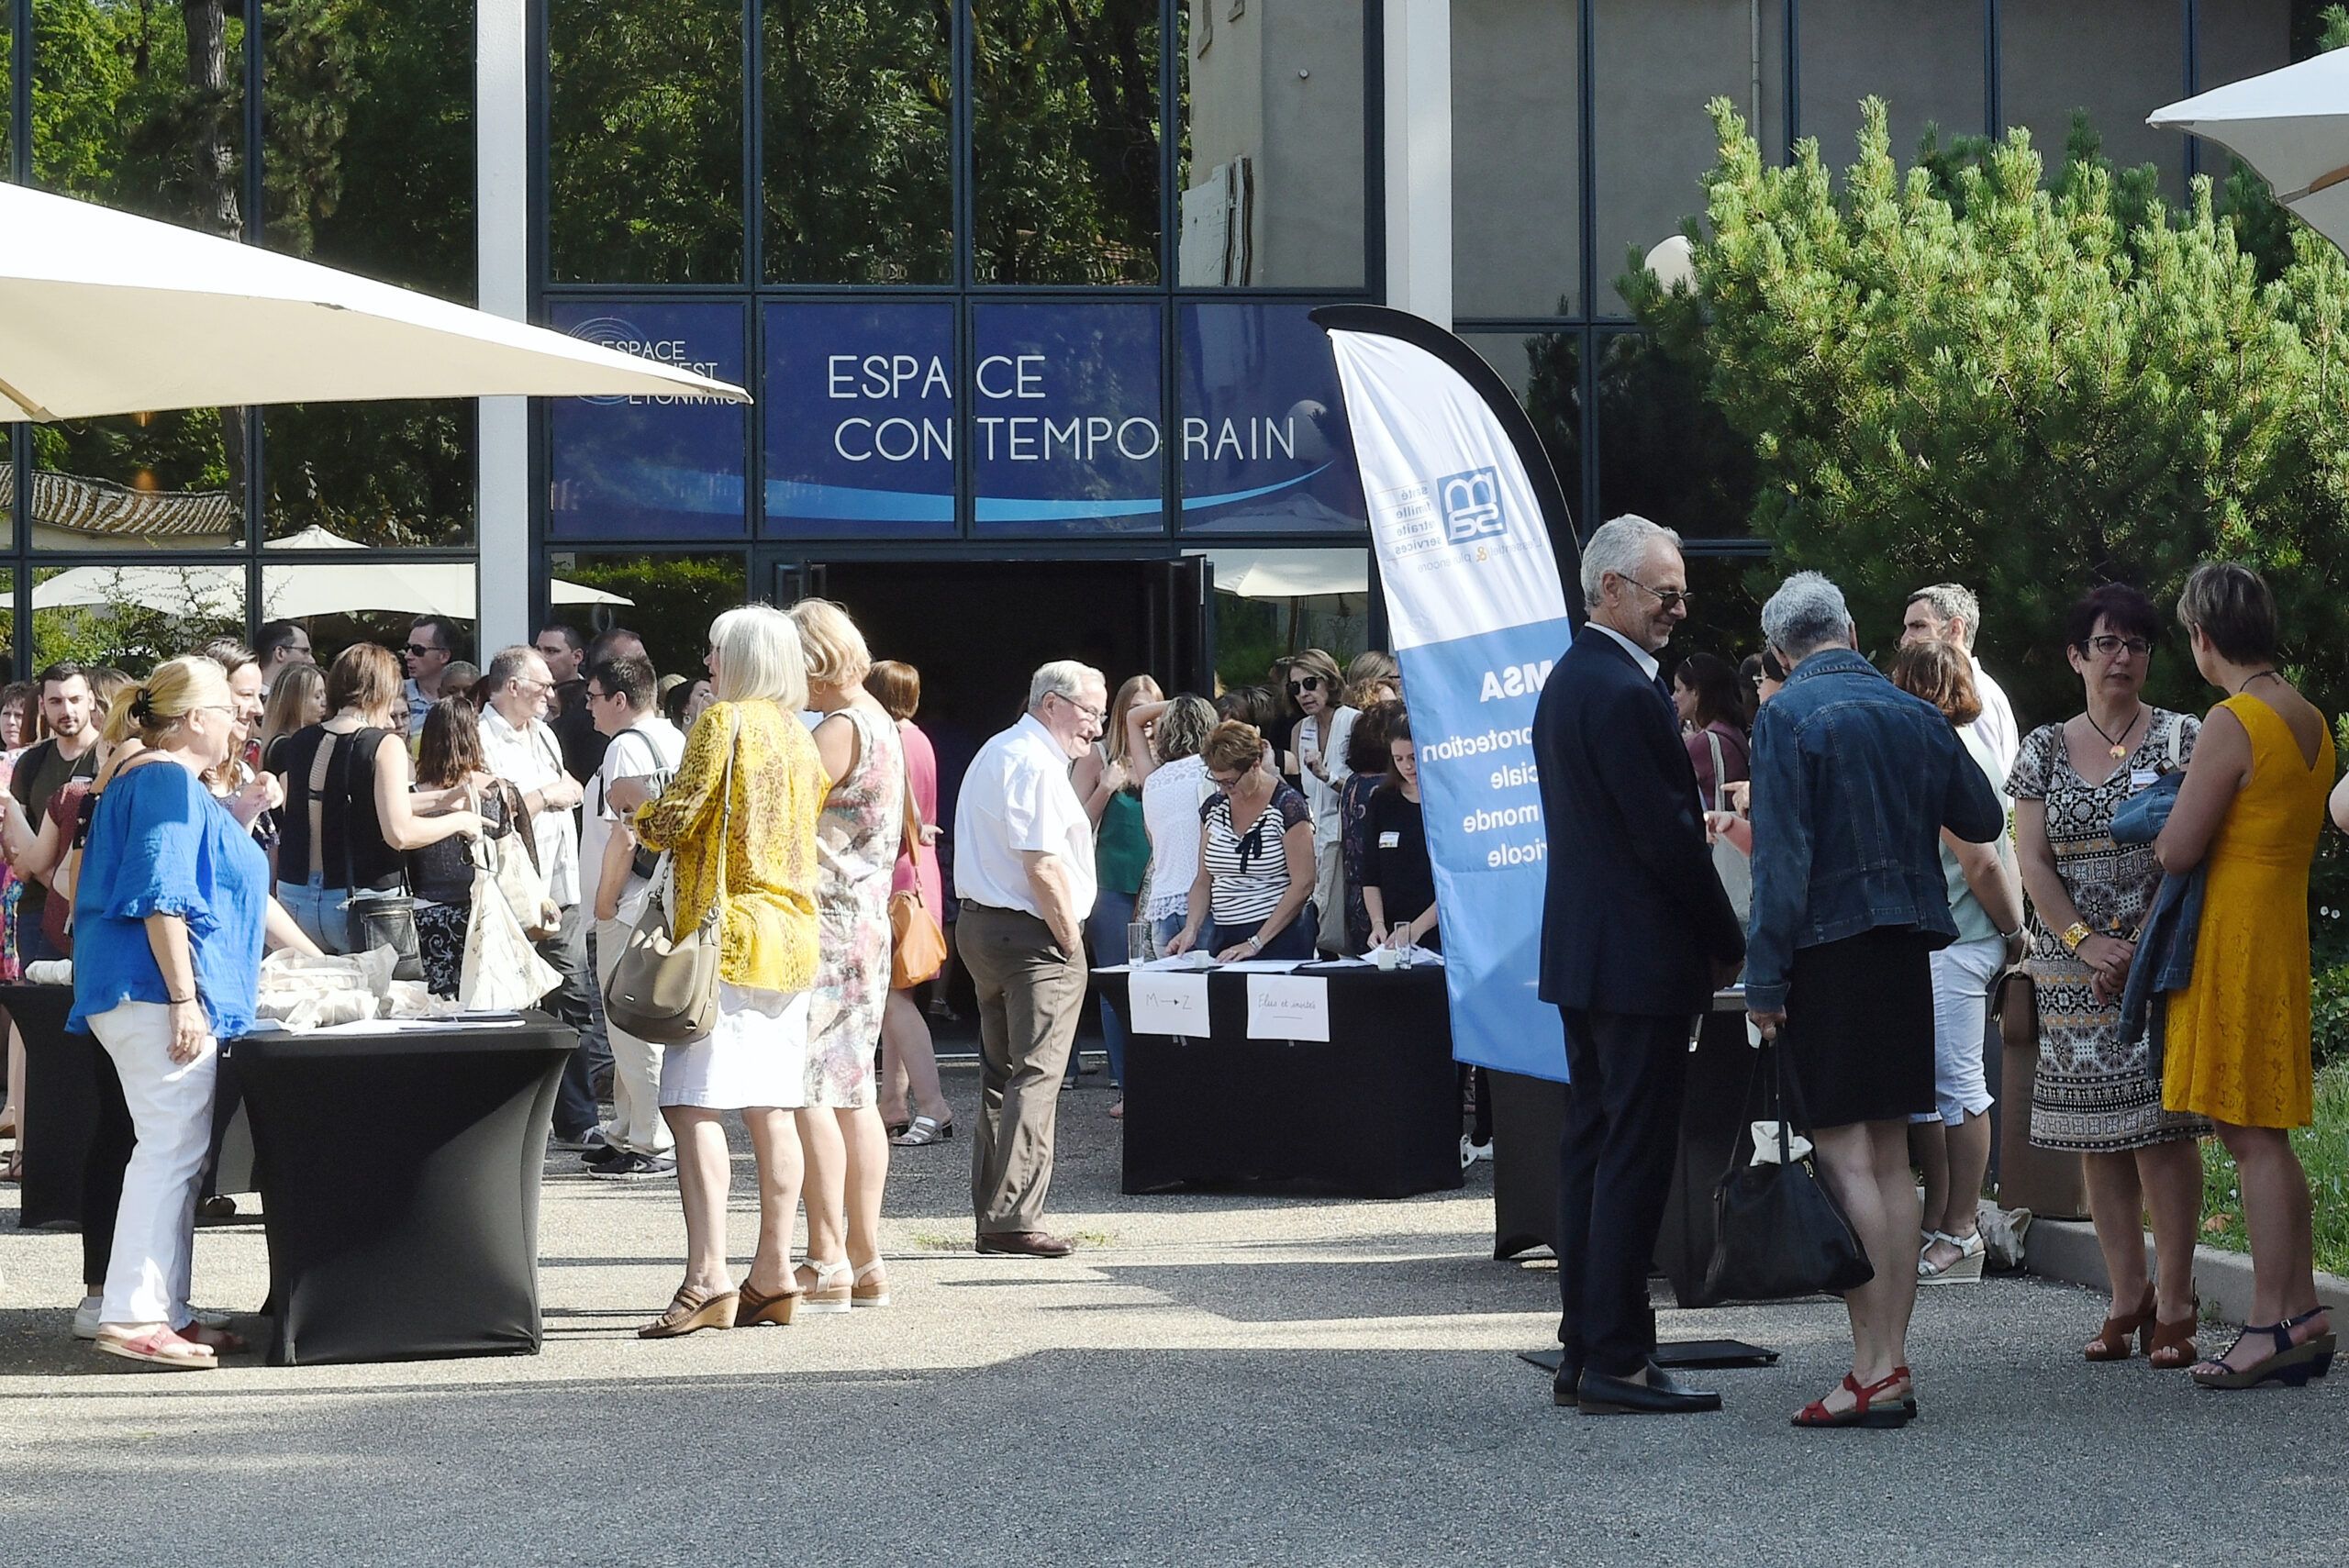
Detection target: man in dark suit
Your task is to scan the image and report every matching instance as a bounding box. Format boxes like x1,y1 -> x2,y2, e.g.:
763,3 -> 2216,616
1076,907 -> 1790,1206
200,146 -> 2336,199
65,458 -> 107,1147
1532,514 -> 1746,1416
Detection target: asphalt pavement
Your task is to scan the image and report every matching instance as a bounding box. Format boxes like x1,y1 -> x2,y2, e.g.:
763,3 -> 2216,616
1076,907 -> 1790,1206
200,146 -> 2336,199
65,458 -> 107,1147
2,1060 -> 2343,1568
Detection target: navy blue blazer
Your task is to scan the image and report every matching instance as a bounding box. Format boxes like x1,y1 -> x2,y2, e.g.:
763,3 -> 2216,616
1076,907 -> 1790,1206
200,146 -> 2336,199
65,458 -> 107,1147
1533,624 -> 1745,1018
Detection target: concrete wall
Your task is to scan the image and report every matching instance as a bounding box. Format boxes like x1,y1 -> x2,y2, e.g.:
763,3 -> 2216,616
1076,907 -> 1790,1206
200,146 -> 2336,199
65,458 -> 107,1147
2000,0 -> 2192,197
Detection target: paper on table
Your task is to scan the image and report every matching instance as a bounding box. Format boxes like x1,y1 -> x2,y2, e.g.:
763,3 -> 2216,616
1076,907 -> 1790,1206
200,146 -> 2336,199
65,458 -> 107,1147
1246,974 -> 1331,1041
1130,972 -> 1210,1036
1134,951 -> 1216,972
1218,958 -> 1308,973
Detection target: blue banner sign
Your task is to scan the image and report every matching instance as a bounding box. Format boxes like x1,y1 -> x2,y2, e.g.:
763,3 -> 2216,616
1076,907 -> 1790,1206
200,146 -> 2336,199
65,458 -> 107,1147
549,302 -> 748,539
764,302 -> 957,538
1180,303 -> 1367,533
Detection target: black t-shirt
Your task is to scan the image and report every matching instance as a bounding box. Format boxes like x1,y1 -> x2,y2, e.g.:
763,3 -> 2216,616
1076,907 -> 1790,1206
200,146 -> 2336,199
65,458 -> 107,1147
1360,786 -> 1438,942
8,736 -> 99,919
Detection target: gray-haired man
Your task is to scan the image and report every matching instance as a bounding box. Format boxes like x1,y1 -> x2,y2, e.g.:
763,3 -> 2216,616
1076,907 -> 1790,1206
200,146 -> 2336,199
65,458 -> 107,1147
1901,583 -> 2018,780
952,660 -> 1107,1259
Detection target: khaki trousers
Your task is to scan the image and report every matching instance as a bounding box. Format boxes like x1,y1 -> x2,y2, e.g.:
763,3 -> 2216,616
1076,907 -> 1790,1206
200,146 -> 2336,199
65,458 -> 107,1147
959,901 -> 1087,1234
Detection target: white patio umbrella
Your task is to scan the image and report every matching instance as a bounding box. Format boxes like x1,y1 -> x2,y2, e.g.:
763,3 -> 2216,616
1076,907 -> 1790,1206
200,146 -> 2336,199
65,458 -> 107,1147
0,183 -> 748,422
1187,548 -> 1368,600
33,526 -> 632,618
2150,49 -> 2349,253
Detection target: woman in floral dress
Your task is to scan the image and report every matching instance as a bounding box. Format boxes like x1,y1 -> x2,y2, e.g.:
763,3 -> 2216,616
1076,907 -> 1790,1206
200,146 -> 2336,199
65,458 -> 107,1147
789,599 -> 907,1314
2010,584 -> 2210,1370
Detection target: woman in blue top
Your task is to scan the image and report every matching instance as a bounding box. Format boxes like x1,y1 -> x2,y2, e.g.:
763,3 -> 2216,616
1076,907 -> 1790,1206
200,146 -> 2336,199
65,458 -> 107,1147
72,657 -> 283,1371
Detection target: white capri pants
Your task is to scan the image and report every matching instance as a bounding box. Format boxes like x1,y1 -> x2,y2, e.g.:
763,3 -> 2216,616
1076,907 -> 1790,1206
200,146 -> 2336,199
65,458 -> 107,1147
88,1001 -> 217,1329
1918,935 -> 2004,1128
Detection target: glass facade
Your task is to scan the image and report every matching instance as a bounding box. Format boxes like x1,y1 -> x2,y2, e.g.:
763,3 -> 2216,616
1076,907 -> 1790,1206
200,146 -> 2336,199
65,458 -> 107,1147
3,0 -> 481,676
0,1 -> 2310,679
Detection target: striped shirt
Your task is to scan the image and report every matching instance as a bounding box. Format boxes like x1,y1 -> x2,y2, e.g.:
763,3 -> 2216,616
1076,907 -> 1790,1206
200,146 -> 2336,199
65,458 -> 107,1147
1201,781 -> 1311,926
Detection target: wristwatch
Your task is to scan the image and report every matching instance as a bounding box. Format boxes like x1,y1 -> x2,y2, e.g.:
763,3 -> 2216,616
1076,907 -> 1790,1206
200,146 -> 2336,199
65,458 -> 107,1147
2061,921 -> 2093,954
1242,937 -> 1263,955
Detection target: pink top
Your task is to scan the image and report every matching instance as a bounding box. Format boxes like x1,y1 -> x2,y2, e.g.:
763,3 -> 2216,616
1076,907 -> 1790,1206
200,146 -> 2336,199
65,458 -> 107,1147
891,719 -> 944,911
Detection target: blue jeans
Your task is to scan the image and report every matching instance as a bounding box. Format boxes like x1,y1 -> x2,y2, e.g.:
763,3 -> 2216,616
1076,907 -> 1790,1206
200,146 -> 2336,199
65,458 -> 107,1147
1085,888 -> 1140,1088
277,873 -> 359,953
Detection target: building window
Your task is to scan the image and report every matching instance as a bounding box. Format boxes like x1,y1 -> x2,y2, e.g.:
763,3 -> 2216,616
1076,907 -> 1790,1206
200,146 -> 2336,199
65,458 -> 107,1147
762,302 -> 958,539
548,301 -> 751,540
1452,0 -> 1581,318
1178,302 -> 1366,533
969,301 -> 1165,535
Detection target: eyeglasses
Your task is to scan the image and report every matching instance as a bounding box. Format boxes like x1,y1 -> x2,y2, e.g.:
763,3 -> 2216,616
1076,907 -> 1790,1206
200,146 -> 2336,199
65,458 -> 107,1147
1052,692 -> 1107,725
2086,634 -> 2154,659
1286,676 -> 1321,696
403,642 -> 442,657
1208,773 -> 1242,793
1621,575 -> 1694,612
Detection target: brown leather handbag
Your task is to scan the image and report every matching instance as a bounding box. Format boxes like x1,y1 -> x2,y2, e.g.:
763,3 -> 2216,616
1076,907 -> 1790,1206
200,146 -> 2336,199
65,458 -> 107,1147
887,792 -> 947,990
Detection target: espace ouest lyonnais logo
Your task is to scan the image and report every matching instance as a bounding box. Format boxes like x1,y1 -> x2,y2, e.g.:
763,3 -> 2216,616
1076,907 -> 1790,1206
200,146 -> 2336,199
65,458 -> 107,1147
1439,466 -> 1507,546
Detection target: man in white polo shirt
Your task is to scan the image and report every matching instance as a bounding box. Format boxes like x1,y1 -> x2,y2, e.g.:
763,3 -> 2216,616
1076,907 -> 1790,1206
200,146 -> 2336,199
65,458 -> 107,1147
953,659 -> 1106,1259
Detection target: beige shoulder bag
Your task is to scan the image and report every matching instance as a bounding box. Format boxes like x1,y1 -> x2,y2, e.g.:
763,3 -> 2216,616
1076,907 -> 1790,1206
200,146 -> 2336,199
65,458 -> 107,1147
602,711 -> 737,1045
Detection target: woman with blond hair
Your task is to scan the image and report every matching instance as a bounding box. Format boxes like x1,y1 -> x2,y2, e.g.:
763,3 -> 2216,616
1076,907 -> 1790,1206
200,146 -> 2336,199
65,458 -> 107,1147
1167,719 -> 1318,962
783,596 -> 905,1312
1343,649 -> 1400,711
607,606 -> 829,1337
259,662 -> 327,774
72,658 -> 317,1368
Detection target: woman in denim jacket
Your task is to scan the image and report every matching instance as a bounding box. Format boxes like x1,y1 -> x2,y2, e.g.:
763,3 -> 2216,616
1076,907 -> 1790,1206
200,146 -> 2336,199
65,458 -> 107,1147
1744,573 -> 2005,1428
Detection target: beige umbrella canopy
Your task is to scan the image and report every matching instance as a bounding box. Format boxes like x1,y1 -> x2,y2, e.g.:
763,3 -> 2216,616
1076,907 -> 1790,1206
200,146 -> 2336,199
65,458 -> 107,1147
2150,50 -> 2349,254
0,183 -> 748,422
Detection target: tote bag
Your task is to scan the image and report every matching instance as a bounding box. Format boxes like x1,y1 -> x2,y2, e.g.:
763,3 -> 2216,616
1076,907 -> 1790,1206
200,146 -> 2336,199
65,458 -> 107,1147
604,713 -> 735,1046
460,839 -> 562,1010
1703,728 -> 1753,927
1698,1037 -> 1875,1304
888,791 -> 947,989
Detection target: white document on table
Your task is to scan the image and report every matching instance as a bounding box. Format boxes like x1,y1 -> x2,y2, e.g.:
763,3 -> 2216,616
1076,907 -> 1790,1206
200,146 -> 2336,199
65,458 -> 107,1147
1246,974 -> 1330,1041
1217,958 -> 1307,973
1129,972 -> 1210,1037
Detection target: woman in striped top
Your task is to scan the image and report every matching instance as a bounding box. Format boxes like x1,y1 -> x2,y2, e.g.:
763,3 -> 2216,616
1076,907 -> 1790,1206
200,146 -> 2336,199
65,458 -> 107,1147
1165,719 -> 1318,962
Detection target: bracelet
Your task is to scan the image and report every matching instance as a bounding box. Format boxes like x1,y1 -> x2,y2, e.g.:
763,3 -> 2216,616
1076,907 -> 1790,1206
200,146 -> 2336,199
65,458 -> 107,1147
166,993 -> 197,1006
2060,922 -> 2092,954
1998,925 -> 2025,941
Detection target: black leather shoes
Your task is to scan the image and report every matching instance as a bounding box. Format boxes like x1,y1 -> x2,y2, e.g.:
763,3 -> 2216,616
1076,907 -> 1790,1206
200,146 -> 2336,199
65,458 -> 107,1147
1551,1365 -> 1583,1407
1576,1362 -> 1723,1416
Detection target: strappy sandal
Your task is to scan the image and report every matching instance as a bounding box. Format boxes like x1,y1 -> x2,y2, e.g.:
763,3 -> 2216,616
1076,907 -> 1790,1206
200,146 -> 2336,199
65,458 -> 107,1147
2190,1307 -> 2336,1389
2085,1284 -> 2154,1362
795,1258 -> 854,1315
851,1260 -> 892,1309
2145,1297 -> 2200,1370
737,1280 -> 802,1328
891,1114 -> 954,1148
1917,1229 -> 1987,1284
1792,1366 -> 1916,1429
95,1327 -> 217,1371
638,1284 -> 739,1340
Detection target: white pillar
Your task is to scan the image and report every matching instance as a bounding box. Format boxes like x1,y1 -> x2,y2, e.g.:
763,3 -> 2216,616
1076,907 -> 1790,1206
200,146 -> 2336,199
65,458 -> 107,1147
1383,0 -> 1453,329
476,0 -> 531,656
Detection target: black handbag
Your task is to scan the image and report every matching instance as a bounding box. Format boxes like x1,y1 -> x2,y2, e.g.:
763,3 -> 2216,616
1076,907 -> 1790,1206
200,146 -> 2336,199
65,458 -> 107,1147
333,726 -> 423,982
1698,1035 -> 1875,1304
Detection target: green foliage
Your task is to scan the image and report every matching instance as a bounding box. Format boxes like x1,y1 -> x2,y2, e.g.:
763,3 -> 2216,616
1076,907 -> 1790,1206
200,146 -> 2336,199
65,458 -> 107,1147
2200,1061 -> 2349,1275
1630,97 -> 2349,728
551,556 -> 746,682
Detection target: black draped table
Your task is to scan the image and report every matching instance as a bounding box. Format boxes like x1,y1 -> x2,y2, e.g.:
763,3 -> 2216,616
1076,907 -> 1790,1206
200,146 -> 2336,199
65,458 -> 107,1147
3,984 -> 93,1230
1102,962 -> 1463,1198
1489,992 -> 1757,1307
228,1013 -> 575,1366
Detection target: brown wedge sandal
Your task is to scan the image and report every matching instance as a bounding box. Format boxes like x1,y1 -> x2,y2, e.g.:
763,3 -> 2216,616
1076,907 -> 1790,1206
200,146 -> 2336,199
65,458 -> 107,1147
2085,1283 -> 2154,1362
737,1281 -> 802,1328
2145,1299 -> 2200,1370
639,1285 -> 739,1340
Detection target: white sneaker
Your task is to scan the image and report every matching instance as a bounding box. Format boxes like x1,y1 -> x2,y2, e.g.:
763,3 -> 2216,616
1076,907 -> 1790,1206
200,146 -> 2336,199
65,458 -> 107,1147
72,1295 -> 101,1340
1459,1136 -> 1494,1169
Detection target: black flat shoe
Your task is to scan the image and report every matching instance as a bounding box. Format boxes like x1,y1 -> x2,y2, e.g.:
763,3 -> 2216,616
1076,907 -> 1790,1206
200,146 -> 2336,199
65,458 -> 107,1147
1577,1362 -> 1722,1416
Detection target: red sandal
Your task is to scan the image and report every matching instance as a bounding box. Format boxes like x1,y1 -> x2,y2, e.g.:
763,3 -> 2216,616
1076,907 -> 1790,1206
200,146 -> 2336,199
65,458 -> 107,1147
1792,1366 -> 1916,1429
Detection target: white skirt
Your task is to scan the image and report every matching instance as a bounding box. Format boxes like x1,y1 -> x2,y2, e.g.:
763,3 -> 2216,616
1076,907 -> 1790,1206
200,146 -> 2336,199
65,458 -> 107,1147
657,983 -> 812,1110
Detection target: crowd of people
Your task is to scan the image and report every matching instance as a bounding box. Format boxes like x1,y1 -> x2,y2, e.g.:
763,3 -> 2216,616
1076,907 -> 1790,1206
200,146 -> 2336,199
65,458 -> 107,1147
0,597 -> 1443,1369
1542,514 -> 2338,1426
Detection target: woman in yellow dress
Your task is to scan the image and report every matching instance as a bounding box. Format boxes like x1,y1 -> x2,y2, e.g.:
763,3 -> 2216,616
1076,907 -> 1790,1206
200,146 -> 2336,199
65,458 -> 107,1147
2154,562 -> 2335,1390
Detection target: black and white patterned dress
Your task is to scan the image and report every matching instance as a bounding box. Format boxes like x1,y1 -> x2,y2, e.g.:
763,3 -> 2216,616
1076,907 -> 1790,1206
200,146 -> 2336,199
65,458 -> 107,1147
2008,712 -> 2213,1151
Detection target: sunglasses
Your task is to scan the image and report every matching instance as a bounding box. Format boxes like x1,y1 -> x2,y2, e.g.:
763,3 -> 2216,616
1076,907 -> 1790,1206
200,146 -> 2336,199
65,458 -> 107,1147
403,642 -> 442,657
1286,676 -> 1321,695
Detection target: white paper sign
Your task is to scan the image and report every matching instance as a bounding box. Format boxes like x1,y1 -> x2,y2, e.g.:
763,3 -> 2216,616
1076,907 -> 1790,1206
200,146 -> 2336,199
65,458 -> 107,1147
1130,972 -> 1210,1037
1245,975 -> 1330,1042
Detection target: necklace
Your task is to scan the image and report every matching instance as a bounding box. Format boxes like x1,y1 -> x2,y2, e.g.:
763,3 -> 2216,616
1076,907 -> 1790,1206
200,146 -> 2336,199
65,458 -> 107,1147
2236,669 -> 2283,695
2084,704 -> 2143,762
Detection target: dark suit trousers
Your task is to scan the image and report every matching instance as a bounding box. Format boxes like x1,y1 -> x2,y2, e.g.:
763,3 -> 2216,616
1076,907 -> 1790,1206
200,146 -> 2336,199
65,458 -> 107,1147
1555,1007 -> 1692,1377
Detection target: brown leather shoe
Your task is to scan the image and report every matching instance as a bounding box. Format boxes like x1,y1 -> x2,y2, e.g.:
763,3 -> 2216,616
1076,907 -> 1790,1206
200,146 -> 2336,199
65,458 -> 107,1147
974,1230 -> 1075,1258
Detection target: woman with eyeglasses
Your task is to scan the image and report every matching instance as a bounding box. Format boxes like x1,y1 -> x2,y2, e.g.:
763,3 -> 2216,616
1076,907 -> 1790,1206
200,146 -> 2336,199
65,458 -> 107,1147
1275,650 -> 1355,955
1165,720 -> 1318,962
2009,584 -> 2208,1369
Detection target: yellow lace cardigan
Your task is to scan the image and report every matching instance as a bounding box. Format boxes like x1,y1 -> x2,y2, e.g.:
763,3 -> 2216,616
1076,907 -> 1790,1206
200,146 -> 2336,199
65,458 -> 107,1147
631,700 -> 829,993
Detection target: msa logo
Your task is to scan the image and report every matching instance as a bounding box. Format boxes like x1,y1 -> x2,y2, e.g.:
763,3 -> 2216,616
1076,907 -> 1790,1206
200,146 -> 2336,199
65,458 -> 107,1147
1439,466 -> 1506,543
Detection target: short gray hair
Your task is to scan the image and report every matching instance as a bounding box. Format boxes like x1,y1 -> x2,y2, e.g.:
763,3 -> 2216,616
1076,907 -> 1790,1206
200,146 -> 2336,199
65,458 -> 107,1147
1027,660 -> 1104,713
1761,572 -> 1854,660
1908,582 -> 1982,650
709,604 -> 808,709
1579,514 -> 1683,605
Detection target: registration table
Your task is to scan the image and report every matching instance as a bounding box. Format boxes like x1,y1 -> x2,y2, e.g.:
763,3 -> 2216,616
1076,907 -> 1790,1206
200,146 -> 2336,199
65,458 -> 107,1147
229,1013 -> 576,1366
1101,962 -> 1463,1199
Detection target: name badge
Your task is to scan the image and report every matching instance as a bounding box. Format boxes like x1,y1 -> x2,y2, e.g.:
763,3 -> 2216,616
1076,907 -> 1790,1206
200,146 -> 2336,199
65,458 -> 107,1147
1378,830 -> 1401,849
2129,769 -> 2160,791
